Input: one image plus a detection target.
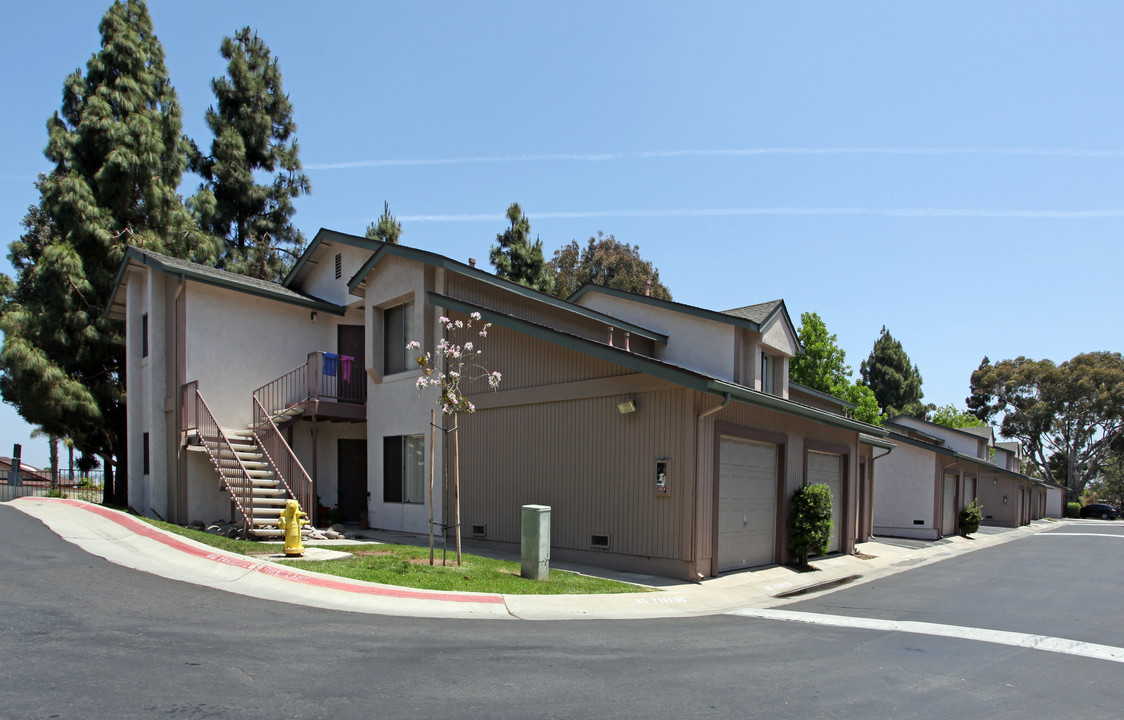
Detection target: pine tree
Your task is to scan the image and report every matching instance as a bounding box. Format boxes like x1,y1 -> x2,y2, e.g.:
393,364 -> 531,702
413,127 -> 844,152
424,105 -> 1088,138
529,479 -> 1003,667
189,27 -> 310,281
859,326 -> 925,418
489,203 -> 555,293
0,0 -> 216,504
365,201 -> 402,244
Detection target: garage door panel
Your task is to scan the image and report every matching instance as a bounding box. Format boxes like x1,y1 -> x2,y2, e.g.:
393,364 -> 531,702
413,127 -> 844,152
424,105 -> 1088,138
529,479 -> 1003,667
718,437 -> 777,571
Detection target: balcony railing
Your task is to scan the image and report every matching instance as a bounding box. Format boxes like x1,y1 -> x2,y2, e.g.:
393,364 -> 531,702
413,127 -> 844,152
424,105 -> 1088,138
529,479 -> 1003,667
253,351 -> 366,422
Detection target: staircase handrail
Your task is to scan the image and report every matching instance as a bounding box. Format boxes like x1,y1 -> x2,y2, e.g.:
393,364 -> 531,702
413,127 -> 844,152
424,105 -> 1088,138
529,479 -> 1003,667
182,382 -> 257,536
251,395 -> 314,518
252,354 -> 315,421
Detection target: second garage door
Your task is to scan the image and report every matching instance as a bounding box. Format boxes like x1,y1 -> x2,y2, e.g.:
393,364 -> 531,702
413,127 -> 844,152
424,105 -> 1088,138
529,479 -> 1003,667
807,451 -> 843,553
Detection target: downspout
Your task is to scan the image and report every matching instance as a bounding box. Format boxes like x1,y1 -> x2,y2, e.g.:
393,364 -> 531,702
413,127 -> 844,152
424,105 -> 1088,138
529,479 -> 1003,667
865,445 -> 892,539
692,392 -> 731,581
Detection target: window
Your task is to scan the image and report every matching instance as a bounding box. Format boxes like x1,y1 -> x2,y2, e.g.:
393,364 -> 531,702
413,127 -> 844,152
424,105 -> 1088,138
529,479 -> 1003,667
383,435 -> 424,504
383,301 -> 415,375
141,314 -> 149,358
142,432 -> 150,475
760,352 -> 775,395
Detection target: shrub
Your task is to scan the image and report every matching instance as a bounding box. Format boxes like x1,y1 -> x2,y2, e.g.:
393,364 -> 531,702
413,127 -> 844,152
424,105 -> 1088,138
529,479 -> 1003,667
959,499 -> 983,537
1064,502 -> 1081,518
788,483 -> 833,568
46,489 -> 67,499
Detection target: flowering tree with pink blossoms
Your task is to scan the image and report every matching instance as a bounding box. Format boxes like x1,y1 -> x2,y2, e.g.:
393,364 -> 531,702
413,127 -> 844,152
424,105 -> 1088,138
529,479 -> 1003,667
408,311 -> 501,564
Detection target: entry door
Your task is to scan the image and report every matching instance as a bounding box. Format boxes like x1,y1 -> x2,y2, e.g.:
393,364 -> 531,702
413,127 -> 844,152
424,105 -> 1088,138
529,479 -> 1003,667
718,437 -> 777,571
807,452 -> 843,553
337,439 -> 368,523
942,474 -> 957,536
337,325 -> 366,403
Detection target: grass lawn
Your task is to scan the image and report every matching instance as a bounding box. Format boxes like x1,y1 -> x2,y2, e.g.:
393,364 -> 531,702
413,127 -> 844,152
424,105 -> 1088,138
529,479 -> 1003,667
138,517 -> 650,595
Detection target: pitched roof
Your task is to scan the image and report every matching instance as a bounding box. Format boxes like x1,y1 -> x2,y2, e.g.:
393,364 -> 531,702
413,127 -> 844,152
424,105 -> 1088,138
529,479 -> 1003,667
433,291 -> 888,437
332,228 -> 668,344
723,300 -> 785,325
568,284 -> 803,353
105,247 -> 347,320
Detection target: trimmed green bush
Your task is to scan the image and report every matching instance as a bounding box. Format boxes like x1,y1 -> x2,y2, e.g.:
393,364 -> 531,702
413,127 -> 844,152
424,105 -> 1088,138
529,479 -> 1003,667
959,499 -> 983,537
1064,502 -> 1081,518
788,483 -> 833,568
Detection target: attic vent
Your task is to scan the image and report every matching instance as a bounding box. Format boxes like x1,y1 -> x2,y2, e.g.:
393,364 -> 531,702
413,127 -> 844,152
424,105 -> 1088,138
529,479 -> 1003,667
913,520 -> 924,525
590,534 -> 610,549
334,253 -> 342,279
471,524 -> 486,538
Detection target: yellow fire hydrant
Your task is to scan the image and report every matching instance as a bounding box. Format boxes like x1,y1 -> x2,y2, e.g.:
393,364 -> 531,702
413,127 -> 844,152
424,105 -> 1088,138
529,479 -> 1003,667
278,499 -> 308,557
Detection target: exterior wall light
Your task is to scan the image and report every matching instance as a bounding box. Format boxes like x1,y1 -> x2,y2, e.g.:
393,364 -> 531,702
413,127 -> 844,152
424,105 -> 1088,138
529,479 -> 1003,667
617,400 -> 637,415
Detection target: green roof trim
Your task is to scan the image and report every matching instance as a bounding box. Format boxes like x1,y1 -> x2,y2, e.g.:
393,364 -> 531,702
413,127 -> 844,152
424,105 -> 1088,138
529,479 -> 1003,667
328,228 -> 667,343
106,247 -> 347,320
860,433 -> 896,450
568,284 -> 804,354
432,292 -> 887,438
789,381 -> 857,409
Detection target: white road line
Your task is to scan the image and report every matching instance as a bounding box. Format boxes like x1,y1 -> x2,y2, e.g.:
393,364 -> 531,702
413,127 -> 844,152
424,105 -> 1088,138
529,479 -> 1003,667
1034,533 -> 1124,538
727,608 -> 1124,664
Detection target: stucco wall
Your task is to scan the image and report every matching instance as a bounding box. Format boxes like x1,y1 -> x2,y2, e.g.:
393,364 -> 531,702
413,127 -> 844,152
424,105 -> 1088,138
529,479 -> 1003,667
872,443 -> 939,539
183,283 -> 344,427
574,292 -> 738,382
362,256 -> 445,534
289,420 -> 368,513
298,242 -> 374,307
977,472 -> 1020,526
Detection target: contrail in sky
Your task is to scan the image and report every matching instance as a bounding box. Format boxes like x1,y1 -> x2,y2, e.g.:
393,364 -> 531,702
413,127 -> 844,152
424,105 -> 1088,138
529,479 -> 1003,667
307,147 -> 1124,170
398,207 -> 1124,222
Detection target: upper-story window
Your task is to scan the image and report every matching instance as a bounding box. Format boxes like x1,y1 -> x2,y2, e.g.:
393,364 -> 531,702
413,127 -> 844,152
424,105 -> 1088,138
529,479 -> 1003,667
383,301 -> 415,375
760,352 -> 775,395
141,313 -> 149,358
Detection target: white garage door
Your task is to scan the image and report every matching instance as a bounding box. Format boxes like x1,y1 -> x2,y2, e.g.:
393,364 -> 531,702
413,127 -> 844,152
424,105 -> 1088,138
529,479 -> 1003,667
807,452 -> 843,553
942,473 -> 957,536
718,437 -> 777,571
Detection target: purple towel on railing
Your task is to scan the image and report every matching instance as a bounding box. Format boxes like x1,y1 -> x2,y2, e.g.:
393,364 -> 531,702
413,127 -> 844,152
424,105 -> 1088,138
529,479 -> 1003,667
340,355 -> 355,382
323,352 -> 339,377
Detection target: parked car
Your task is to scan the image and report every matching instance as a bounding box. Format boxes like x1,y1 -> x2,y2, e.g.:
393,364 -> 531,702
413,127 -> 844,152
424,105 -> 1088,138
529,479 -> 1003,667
1079,503 -> 1119,520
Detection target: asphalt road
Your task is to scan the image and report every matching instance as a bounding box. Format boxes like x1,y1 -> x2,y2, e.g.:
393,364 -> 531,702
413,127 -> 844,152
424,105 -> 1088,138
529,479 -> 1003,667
2,505 -> 1121,720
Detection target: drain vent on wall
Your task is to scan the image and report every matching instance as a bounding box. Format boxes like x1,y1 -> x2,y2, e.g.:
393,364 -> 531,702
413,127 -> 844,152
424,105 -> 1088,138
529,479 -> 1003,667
590,534 -> 610,549
471,524 -> 486,538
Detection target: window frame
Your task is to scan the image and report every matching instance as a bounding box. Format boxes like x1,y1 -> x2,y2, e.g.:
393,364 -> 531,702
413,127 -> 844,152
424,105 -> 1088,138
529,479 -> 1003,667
383,434 -> 425,504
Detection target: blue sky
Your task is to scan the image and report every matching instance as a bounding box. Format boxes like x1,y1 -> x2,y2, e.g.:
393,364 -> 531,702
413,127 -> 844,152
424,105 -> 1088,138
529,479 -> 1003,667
2,1 -> 1123,467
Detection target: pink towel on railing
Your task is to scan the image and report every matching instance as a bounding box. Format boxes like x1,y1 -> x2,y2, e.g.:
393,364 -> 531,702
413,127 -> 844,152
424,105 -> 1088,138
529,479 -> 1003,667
340,355 -> 355,382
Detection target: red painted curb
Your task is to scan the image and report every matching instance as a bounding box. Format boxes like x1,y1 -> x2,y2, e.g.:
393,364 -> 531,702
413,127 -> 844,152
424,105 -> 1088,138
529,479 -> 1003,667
26,498 -> 506,605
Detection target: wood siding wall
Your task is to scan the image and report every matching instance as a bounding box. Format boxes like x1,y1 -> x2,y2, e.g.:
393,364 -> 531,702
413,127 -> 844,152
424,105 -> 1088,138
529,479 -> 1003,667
452,311 -> 635,393
456,386 -> 695,563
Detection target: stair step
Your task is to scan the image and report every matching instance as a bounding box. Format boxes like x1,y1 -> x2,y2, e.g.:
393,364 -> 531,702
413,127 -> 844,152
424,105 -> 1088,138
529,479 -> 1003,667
248,527 -> 312,539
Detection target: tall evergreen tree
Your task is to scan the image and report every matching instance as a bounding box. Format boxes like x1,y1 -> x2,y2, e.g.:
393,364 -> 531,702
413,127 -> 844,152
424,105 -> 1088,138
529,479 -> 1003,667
365,201 -> 402,244
489,203 -> 554,293
189,27 -> 310,281
859,326 -> 925,418
0,0 -> 216,505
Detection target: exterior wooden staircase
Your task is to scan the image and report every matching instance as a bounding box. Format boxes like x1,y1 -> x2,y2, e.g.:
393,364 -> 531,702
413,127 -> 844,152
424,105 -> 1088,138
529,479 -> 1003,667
182,381 -> 315,539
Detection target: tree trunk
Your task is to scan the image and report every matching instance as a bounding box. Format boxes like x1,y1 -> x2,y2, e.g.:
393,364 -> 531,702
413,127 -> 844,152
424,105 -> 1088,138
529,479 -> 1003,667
453,416 -> 461,566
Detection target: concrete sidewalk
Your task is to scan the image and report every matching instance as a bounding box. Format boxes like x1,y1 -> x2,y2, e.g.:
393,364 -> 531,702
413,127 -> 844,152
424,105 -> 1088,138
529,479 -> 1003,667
7,496 -> 1061,621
